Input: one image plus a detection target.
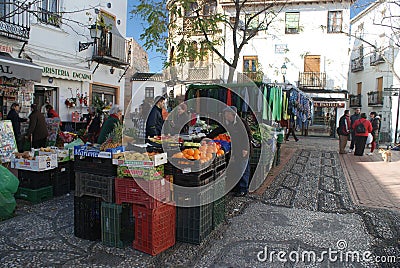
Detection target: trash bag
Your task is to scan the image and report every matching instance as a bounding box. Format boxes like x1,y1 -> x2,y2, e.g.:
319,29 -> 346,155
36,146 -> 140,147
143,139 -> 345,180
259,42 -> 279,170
0,191 -> 16,219
366,133 -> 373,145
0,166 -> 19,194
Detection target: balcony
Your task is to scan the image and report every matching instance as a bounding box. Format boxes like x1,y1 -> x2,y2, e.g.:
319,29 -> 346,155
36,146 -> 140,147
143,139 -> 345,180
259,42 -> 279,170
298,72 -> 326,89
349,94 -> 361,107
368,91 -> 383,106
370,52 -> 385,66
0,2 -> 30,41
38,7 -> 61,27
351,57 -> 364,72
182,17 -> 216,35
92,33 -> 129,67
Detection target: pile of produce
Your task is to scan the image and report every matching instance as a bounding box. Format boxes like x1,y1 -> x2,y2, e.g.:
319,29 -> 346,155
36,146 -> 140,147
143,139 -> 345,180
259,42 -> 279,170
100,122 -> 123,151
113,151 -> 159,161
171,141 -> 224,164
213,133 -> 231,142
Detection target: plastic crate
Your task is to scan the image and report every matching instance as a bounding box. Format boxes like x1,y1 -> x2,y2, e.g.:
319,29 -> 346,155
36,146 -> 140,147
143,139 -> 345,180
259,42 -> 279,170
133,203 -> 176,256
75,172 -> 115,202
52,162 -> 71,196
173,169 -> 214,187
213,155 -> 226,170
115,177 -> 170,208
168,158 -> 212,173
74,195 -> 102,241
213,172 -> 226,199
101,202 -> 135,248
18,169 -> 53,189
70,161 -> 75,190
74,156 -> 117,176
15,186 -> 53,204
213,197 -> 225,229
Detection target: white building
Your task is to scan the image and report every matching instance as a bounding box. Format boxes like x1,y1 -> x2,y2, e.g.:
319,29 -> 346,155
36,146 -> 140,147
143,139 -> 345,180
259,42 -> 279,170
348,0 -> 400,143
0,1 -> 132,125
168,0 -> 353,135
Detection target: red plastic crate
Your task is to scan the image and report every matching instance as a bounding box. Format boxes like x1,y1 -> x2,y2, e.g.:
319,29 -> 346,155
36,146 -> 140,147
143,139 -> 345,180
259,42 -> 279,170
133,203 -> 176,256
115,177 -> 170,208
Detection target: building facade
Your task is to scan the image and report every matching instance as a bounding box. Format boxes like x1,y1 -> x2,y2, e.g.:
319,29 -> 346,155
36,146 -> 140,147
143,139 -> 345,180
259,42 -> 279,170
168,0 -> 353,135
348,0 -> 400,143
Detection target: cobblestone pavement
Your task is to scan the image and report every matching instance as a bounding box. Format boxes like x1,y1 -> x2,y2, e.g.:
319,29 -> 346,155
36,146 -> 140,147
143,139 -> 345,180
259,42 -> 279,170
1,137 -> 399,267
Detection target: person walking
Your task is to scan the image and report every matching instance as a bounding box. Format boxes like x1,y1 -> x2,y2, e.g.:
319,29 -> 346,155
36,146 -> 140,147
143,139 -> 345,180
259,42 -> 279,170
368,111 -> 381,155
349,108 -> 361,153
145,96 -> 165,138
97,105 -> 122,144
207,106 -> 253,197
6,103 -> 27,152
338,110 -> 351,154
285,116 -> 299,142
352,113 -> 372,156
26,104 -> 49,149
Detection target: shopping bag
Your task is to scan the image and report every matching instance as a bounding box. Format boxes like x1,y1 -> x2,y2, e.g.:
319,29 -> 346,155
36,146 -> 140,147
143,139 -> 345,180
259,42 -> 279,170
366,133 -> 373,145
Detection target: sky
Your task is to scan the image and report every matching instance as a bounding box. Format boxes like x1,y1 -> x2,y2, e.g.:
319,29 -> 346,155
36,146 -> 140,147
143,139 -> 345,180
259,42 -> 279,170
126,0 -> 375,73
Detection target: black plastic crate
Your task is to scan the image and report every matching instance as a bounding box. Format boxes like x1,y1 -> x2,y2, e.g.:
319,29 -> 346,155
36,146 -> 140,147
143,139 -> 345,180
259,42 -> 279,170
176,204 -> 213,245
74,156 -> 117,176
213,155 -> 225,170
74,195 -> 102,241
70,161 -> 75,190
213,197 -> 225,229
213,172 -> 226,200
75,172 -> 115,202
52,162 -> 71,196
174,169 -> 214,187
18,169 -> 53,190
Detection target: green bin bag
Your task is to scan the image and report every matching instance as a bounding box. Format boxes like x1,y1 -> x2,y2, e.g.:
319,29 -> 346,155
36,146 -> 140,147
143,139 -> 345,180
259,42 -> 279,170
0,165 -> 19,193
0,191 -> 16,219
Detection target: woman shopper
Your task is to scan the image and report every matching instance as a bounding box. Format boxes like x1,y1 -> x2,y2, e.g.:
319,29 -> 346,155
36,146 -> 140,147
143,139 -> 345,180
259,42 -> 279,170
352,113 -> 372,156
97,105 -> 122,144
368,112 -> 380,155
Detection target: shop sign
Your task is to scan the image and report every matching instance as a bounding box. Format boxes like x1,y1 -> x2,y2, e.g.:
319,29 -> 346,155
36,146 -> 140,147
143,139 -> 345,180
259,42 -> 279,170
0,44 -> 13,53
0,64 -> 13,75
314,102 -> 345,108
42,65 -> 92,82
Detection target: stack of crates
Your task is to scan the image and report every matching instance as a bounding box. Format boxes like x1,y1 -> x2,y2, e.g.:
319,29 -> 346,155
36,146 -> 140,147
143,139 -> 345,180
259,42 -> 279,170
115,165 -> 175,255
213,169 -> 226,229
74,156 -> 117,241
15,170 -> 54,204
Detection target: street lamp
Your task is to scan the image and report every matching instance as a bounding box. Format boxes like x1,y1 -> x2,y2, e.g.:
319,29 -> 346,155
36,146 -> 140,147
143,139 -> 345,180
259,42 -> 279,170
78,24 -> 103,52
281,63 -> 287,83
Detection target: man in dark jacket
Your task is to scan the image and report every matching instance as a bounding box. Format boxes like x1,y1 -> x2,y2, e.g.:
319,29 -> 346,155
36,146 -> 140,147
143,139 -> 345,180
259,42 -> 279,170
26,104 -> 49,149
6,103 -> 27,152
207,106 -> 253,197
145,96 -> 165,138
349,108 -> 360,153
338,110 -> 351,154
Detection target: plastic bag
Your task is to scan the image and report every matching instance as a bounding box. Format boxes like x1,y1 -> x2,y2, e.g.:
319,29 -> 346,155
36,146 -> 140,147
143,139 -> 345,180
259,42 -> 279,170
0,166 -> 19,194
0,191 -> 16,219
366,133 -> 373,145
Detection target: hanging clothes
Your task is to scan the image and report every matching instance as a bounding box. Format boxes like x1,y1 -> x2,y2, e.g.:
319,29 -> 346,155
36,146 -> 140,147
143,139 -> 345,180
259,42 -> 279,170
262,85 -> 270,120
242,87 -> 249,113
226,88 -> 232,106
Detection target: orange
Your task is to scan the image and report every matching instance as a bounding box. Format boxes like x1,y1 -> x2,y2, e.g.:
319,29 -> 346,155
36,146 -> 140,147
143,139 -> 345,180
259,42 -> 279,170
193,154 -> 200,160
186,148 -> 195,156
206,153 -> 213,159
217,149 -> 224,155
187,155 -> 195,160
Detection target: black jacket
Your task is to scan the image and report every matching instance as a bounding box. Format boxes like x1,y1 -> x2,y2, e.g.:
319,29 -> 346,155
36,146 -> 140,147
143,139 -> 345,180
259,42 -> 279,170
145,105 -> 164,137
207,116 -> 253,158
350,113 -> 360,130
6,109 -> 27,136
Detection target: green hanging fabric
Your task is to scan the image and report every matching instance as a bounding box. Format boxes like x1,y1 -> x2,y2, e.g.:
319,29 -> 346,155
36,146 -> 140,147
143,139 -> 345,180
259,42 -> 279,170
282,92 -> 289,120
263,85 -> 270,120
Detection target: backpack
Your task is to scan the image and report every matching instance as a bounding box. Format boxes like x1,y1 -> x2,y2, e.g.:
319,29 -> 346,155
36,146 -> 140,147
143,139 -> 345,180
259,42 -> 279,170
355,121 -> 366,133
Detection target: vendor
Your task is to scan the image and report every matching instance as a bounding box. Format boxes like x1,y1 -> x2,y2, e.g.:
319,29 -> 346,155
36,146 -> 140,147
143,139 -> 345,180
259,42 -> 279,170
26,104 -> 49,149
6,103 -> 27,152
97,105 -> 122,144
85,107 -> 101,143
206,106 -> 253,197
145,96 -> 165,138
170,103 -> 190,134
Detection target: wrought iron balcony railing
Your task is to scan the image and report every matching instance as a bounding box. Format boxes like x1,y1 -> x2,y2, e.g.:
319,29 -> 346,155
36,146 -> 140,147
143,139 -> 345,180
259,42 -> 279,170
367,91 -> 383,106
0,1 -> 30,41
351,56 -> 364,72
349,94 -> 361,107
92,33 -> 129,67
38,7 -> 61,27
370,52 -> 385,66
298,72 -> 326,88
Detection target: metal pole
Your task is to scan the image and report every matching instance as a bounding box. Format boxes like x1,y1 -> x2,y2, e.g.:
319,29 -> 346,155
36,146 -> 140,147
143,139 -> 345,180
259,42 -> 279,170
395,89 -> 400,144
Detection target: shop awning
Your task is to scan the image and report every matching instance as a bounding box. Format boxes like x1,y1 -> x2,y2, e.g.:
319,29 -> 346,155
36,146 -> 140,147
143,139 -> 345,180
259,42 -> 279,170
0,55 -> 42,82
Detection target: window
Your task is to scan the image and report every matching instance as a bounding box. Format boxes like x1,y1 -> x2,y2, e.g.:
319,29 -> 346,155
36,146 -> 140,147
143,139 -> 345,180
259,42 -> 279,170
285,12 -> 299,34
376,77 -> 383,92
327,11 -> 342,33
39,0 -> 61,27
185,2 -> 198,17
203,0 -> 216,16
145,87 -> 154,99
243,56 -> 258,72
357,82 -> 362,95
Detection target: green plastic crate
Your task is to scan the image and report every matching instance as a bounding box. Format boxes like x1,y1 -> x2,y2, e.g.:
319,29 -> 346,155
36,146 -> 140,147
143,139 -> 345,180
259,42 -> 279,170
101,202 -> 135,248
15,186 -> 53,204
213,197 -> 225,229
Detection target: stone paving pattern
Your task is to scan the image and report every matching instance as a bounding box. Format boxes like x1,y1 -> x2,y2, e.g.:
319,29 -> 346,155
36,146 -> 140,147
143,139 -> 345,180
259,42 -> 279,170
1,137 -> 399,267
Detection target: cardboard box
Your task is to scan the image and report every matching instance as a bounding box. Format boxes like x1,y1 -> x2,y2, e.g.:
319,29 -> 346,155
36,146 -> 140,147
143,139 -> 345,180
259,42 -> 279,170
117,165 -> 164,180
74,145 -> 124,159
112,152 -> 167,167
11,154 -> 58,171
